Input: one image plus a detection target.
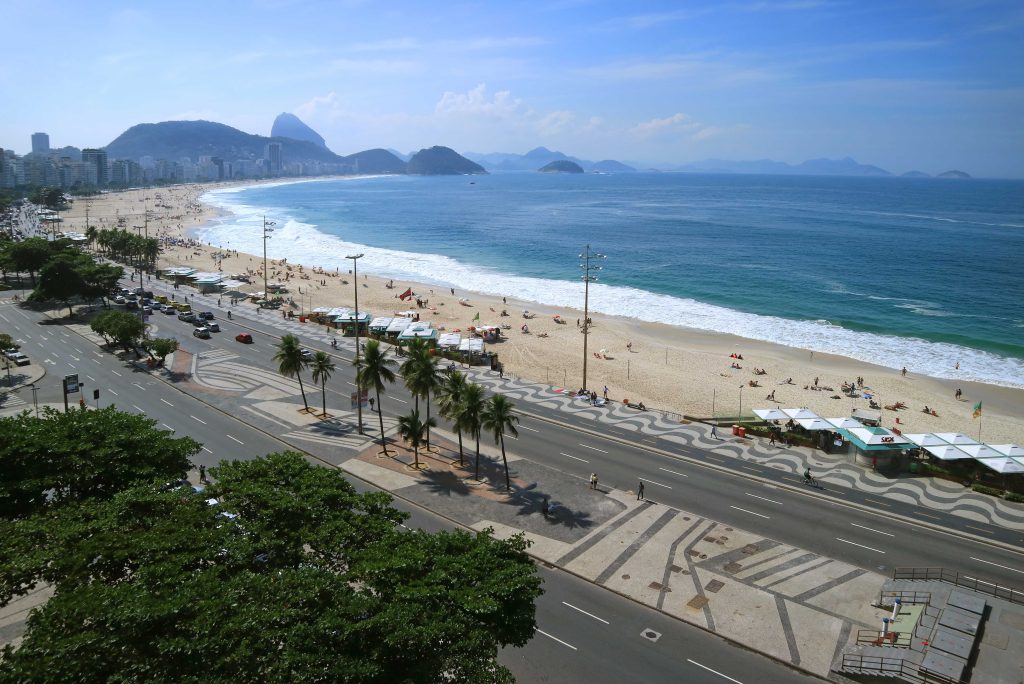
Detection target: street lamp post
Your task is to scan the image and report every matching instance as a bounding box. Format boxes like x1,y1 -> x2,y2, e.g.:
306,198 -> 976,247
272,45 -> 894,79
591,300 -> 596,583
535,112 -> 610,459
579,245 -> 606,392
262,216 -> 275,309
347,253 -> 365,435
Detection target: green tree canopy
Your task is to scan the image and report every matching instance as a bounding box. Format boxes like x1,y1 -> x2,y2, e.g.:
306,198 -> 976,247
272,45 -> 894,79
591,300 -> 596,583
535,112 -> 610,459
355,339 -> 397,456
6,237 -> 52,285
274,334 -> 309,412
89,309 -> 145,354
482,395 -> 519,492
143,337 -> 178,366
30,253 -> 87,316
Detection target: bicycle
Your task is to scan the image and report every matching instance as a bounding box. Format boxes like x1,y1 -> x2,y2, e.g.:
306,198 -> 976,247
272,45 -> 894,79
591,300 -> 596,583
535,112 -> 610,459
802,472 -> 819,488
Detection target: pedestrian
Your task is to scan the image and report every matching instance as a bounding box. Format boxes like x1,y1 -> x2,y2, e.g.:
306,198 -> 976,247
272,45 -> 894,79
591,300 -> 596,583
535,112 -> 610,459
626,340 -> 633,352
955,361 -> 960,371
450,287 -> 454,296
369,397 -> 376,412
576,318 -> 580,327
590,473 -> 598,490
901,366 -> 907,377
813,376 -> 819,386
711,424 -> 718,438
766,390 -> 775,401
603,385 -> 608,399
637,481 -> 645,501
199,465 -> 207,484
769,431 -> 776,446
503,297 -> 507,304
499,365 -> 504,379
955,388 -> 962,400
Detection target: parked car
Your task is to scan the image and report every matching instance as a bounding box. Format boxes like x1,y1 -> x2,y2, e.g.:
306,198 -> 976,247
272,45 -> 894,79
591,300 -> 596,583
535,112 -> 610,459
178,312 -> 196,322
235,333 -> 253,344
207,322 -> 220,332
198,311 -> 215,320
6,352 -> 30,366
193,327 -> 211,339
114,295 -> 126,304
162,307 -> 177,315
126,300 -> 139,310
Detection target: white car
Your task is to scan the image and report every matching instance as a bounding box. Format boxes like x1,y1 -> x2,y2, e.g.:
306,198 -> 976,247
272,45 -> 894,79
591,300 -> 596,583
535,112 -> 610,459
193,327 -> 211,339
206,322 -> 220,332
114,295 -> 126,304
6,352 -> 30,366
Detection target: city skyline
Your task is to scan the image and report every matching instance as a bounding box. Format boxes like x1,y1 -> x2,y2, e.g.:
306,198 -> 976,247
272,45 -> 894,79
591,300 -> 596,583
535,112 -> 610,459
3,1 -> 1023,177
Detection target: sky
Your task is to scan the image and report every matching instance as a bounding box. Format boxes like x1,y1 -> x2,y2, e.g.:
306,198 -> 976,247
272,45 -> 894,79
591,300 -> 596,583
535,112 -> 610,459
2,0 -> 1022,177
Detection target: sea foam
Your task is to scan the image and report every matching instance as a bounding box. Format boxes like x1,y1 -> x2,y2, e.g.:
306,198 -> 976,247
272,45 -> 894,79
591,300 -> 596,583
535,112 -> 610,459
199,187 -> 1024,389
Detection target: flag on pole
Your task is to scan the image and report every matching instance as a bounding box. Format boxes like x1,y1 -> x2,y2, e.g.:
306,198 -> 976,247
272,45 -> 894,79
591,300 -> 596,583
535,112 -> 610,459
399,287 -> 413,301
472,311 -> 480,322
972,401 -> 983,418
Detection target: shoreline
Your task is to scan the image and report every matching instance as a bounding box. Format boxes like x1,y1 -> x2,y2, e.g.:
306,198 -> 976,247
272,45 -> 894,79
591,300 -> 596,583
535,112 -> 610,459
62,181 -> 1024,444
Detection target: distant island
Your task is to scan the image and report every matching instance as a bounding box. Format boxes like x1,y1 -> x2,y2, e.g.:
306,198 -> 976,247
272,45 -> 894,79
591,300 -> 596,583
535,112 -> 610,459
465,147 -> 636,173
901,170 -> 931,178
937,170 -> 972,179
407,146 -> 486,175
538,160 -> 584,174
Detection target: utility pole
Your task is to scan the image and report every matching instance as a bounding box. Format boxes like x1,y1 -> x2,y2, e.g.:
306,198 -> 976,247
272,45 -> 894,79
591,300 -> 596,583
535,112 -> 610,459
262,216 -> 275,309
579,245 -> 605,392
347,253 -> 365,434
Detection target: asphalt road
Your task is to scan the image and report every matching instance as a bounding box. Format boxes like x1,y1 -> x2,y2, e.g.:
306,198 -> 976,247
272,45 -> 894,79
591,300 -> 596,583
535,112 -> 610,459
1,295 -> 817,684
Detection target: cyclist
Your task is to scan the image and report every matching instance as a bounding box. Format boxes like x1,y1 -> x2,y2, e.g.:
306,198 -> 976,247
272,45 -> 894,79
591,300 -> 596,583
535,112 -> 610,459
803,467 -> 813,485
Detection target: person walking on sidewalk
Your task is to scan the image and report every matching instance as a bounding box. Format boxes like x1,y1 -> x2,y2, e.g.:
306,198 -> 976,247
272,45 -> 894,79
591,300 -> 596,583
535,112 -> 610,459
199,465 -> 207,484
637,481 -> 645,501
768,431 -> 776,446
590,473 -> 598,490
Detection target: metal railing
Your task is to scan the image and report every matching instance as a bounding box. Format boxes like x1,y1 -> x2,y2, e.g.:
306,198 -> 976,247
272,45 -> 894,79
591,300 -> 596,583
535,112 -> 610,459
855,629 -> 912,648
840,654 -> 968,684
893,566 -> 1024,605
879,589 -> 932,606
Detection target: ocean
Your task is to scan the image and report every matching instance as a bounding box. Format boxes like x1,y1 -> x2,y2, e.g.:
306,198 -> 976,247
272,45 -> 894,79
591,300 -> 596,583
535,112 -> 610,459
198,172 -> 1024,388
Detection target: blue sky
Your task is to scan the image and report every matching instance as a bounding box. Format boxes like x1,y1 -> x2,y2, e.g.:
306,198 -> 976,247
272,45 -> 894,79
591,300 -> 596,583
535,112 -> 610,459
2,0 -> 1022,176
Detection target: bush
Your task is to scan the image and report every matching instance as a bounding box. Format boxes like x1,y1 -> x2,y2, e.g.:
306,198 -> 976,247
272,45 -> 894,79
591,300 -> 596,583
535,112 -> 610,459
1004,491 -> 1024,504
971,483 -> 1003,497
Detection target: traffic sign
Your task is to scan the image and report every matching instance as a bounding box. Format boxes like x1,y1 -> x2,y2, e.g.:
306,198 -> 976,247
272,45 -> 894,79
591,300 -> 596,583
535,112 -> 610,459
63,374 -> 79,394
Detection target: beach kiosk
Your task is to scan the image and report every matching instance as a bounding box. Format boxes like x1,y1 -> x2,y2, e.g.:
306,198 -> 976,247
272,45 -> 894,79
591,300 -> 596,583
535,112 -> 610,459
458,337 -> 485,365
397,322 -> 438,348
369,317 -> 393,338
191,272 -> 224,294
162,266 -> 196,286
334,311 -> 372,337
836,426 -> 911,470
386,316 -> 415,339
438,332 -> 462,351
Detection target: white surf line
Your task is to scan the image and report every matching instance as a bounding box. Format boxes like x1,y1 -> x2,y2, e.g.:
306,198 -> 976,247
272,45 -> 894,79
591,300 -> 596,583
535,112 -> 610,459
559,452 -> 589,463
111,370 -> 122,376
534,628 -> 577,651
561,602 -> 609,624
190,415 -> 207,425
969,557 -> 1024,575
658,467 -> 688,478
836,538 -> 886,554
730,506 -> 770,519
578,443 -> 609,453
519,425 -> 540,432
746,493 -> 784,505
226,435 -> 244,445
202,446 -> 213,454
639,477 -> 672,489
108,389 -> 119,396
850,522 -> 895,537
160,398 -> 174,406
687,659 -> 744,684
133,383 -> 146,391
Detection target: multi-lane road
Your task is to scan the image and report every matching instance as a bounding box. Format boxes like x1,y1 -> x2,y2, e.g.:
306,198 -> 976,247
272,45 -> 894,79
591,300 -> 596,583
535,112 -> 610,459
5,278 -> 1023,681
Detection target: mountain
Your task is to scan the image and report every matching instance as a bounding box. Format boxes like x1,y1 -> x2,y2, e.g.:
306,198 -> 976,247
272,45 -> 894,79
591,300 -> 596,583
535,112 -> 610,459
346,148 -> 408,174
539,160 -> 584,173
591,159 -> 636,173
270,113 -> 326,148
406,146 -> 486,175
673,156 -> 892,177
795,157 -> 891,176
105,120 -> 344,164
937,170 -> 971,179
901,170 -> 931,178
386,148 -> 411,162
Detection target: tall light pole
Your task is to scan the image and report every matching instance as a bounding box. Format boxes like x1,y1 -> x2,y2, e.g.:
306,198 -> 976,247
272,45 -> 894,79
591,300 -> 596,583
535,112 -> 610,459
579,245 -> 605,392
347,253 -> 365,435
262,216 -> 275,309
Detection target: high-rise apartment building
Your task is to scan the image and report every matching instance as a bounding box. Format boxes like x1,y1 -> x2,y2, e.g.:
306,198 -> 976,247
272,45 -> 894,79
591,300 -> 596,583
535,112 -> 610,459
31,132 -> 50,154
264,142 -> 282,175
81,148 -> 109,186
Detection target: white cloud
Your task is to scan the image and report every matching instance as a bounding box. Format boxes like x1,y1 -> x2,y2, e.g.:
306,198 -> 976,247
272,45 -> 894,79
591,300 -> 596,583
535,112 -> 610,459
295,92 -> 348,123
434,84 -> 525,117
631,113 -> 702,137
329,58 -> 420,75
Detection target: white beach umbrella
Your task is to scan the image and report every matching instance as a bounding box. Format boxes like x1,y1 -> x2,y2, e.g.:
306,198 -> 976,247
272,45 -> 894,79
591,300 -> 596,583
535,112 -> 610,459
797,418 -> 834,431
782,407 -> 819,421
932,432 -> 979,446
989,444 -> 1024,458
903,433 -> 951,447
958,444 -> 1004,459
753,408 -> 789,421
975,457 -> 1024,474
923,445 -> 973,461
825,417 -> 866,430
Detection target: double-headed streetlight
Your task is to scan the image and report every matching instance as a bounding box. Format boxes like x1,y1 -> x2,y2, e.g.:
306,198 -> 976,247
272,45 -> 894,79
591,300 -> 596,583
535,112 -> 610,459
262,216 -> 275,308
347,253 -> 365,435
579,245 -> 606,393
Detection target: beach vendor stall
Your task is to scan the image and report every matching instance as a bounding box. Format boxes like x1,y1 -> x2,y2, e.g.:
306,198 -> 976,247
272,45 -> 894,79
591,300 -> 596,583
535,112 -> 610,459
458,337 -> 485,365
836,426 -> 911,469
386,316 -> 415,339
191,272 -> 224,294
397,322 -> 438,348
438,332 -> 462,351
334,310 -> 372,336
369,317 -> 393,337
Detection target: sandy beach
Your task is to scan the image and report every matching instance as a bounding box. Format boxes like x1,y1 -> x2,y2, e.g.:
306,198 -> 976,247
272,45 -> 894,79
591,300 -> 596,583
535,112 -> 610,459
60,182 -> 1024,445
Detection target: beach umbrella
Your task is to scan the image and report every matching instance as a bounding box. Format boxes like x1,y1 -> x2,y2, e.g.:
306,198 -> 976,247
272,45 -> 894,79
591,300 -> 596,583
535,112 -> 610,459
975,457 -> 1024,474
958,444 -> 1004,459
797,418 -> 834,431
753,408 -> 789,422
782,407 -> 819,421
932,432 -> 979,446
989,444 -> 1024,458
825,417 -> 866,430
923,445 -> 973,461
903,433 -> 951,447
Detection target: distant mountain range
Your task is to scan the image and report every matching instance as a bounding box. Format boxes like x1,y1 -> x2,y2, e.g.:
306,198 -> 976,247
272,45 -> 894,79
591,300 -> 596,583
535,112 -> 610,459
465,147 -> 637,173
651,156 -> 971,178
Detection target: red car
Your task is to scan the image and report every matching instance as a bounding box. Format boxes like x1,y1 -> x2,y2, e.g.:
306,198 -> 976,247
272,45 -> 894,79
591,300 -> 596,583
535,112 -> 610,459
235,333 -> 253,344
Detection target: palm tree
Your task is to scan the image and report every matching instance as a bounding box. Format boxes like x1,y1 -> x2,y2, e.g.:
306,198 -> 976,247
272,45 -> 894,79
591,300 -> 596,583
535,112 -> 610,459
400,341 -> 443,451
397,409 -> 436,470
460,382 -> 486,481
436,371 -> 469,466
310,351 -> 335,417
273,334 -> 310,412
482,394 -> 519,492
355,339 -> 397,456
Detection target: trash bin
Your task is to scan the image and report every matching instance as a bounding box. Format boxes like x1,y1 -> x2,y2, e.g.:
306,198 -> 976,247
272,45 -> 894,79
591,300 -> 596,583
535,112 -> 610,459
299,316 -> 306,323
737,426 -> 747,438
732,424 -> 740,436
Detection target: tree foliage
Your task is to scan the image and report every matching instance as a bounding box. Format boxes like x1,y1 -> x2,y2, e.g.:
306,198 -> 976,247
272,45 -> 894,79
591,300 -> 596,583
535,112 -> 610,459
0,451 -> 541,683
90,309 -> 145,354
143,337 -> 178,366
482,395 -> 519,492
355,339 -> 397,455
274,334 -> 310,411
310,350 -> 335,416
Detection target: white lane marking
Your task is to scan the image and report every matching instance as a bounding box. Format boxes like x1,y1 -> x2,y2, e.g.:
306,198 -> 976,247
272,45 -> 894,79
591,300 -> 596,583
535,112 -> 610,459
190,415 -> 207,425
0,313 -> 7,322
86,375 -> 95,381
50,352 -> 60,359
659,467 -> 688,478
534,628 -> 577,651
969,557 -> 1024,575
347,381 -> 356,387
133,383 -> 145,391
227,435 -> 244,444
392,397 -> 408,404
851,522 -> 895,537
71,355 -> 81,361
639,477 -> 672,489
72,347 -> 82,353
92,358 -> 101,364
132,404 -> 145,413
561,602 -> 609,624
687,659 -> 744,684
60,332 -> 69,338
505,433 -> 518,440
730,506 -> 770,519
108,389 -> 119,396
836,538 -> 886,554
111,370 -> 122,376
578,443 -> 608,453
162,424 -> 174,431
160,398 -> 174,406
519,425 -> 539,432
746,493 -> 784,505
202,446 -> 213,454
559,452 -> 589,463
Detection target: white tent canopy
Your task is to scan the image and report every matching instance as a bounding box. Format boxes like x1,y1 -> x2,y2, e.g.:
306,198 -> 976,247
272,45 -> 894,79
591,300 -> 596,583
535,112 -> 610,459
826,417 -> 866,430
923,445 -> 974,461
990,444 -> 1024,458
753,408 -> 790,421
958,444 -> 1004,459
797,418 -> 834,431
903,433 -> 952,447
932,433 -> 979,446
782,408 -> 819,420
976,457 -> 1024,474
847,427 -> 910,447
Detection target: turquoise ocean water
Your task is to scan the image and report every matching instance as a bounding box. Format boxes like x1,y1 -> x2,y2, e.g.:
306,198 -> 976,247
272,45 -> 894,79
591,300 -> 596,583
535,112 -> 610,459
199,173 -> 1024,388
